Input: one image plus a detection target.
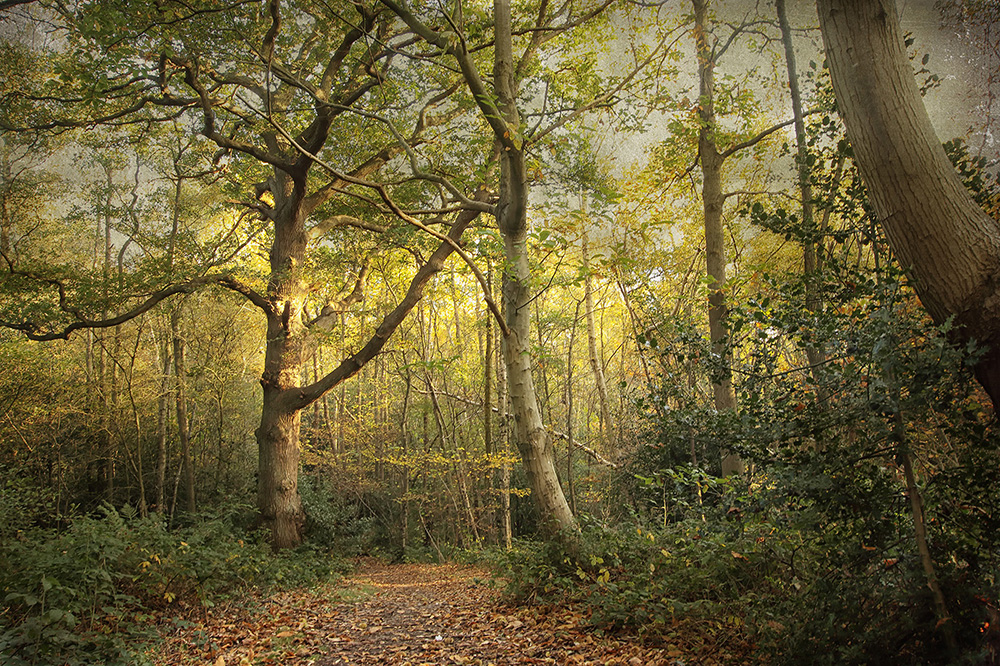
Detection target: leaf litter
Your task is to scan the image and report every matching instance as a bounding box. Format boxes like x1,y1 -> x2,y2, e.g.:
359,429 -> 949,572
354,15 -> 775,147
148,560 -> 747,665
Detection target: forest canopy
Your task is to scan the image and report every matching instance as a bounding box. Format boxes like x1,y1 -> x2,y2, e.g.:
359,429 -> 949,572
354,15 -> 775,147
1,0 -> 999,663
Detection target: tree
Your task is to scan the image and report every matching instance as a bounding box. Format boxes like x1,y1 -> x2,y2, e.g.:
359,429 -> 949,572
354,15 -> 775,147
817,0 -> 1000,410
0,0 -> 488,548
690,0 -> 807,474
382,0 -> 577,537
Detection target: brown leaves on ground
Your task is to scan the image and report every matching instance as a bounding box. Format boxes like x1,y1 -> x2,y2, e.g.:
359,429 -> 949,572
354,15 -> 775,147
149,561 -> 748,665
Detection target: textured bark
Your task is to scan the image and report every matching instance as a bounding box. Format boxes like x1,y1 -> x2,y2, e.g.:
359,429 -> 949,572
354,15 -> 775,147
495,0 -> 576,537
693,0 -> 744,475
818,0 -> 1000,407
255,167 -> 310,549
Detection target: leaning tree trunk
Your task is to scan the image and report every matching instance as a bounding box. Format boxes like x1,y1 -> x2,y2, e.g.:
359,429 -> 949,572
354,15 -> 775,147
818,0 -> 1000,408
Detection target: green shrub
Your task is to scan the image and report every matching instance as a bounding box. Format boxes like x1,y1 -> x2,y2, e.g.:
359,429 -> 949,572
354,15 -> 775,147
493,505 -> 772,636
0,499 -> 344,666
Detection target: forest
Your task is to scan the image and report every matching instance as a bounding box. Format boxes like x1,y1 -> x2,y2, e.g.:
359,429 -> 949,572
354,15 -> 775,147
1,0 -> 999,663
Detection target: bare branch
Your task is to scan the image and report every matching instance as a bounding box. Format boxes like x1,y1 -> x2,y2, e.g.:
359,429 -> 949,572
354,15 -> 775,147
0,274 -> 271,342
720,108 -> 822,159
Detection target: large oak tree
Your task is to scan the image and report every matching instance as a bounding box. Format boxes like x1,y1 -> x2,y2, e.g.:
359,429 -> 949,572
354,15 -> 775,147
0,0 -> 488,548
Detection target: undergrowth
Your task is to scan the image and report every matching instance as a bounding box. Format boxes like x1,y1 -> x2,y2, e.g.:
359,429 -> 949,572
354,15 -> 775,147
0,491 -> 345,666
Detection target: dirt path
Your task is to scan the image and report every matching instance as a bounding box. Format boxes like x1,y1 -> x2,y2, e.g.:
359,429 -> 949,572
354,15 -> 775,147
153,561 -> 718,665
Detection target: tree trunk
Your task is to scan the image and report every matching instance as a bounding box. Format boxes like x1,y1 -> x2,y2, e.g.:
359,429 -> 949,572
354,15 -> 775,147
693,0 -> 744,475
171,308 -> 196,513
778,0 -> 828,380
494,0 -> 576,537
255,169 -> 309,549
818,0 -> 1000,408
582,223 -> 612,448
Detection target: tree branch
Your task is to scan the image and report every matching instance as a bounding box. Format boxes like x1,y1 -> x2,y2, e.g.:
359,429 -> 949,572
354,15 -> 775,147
265,117 -> 507,336
0,273 -> 271,342
720,108 -> 821,159
379,0 -> 517,151
285,198 -> 486,411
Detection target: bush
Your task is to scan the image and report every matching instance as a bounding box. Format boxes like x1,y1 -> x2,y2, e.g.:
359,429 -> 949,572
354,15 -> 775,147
493,499 -> 771,638
0,498 -> 344,666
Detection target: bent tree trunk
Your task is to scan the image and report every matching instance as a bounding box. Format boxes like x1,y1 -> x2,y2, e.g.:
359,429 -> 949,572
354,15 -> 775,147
818,0 -> 1000,408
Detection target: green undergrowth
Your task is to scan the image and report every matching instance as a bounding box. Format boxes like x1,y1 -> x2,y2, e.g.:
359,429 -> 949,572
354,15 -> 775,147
490,509 -> 763,647
0,491 -> 346,666
491,470 -> 1000,665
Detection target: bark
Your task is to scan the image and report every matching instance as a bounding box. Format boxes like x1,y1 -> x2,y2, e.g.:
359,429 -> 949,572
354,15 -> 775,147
693,0 -> 744,475
495,0 -> 576,537
818,0 -> 1000,408
778,0 -> 827,379
171,308 -> 196,513
582,223 -> 612,448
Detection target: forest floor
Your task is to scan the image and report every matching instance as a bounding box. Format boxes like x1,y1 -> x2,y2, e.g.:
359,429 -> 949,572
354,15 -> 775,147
150,560 -> 747,665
